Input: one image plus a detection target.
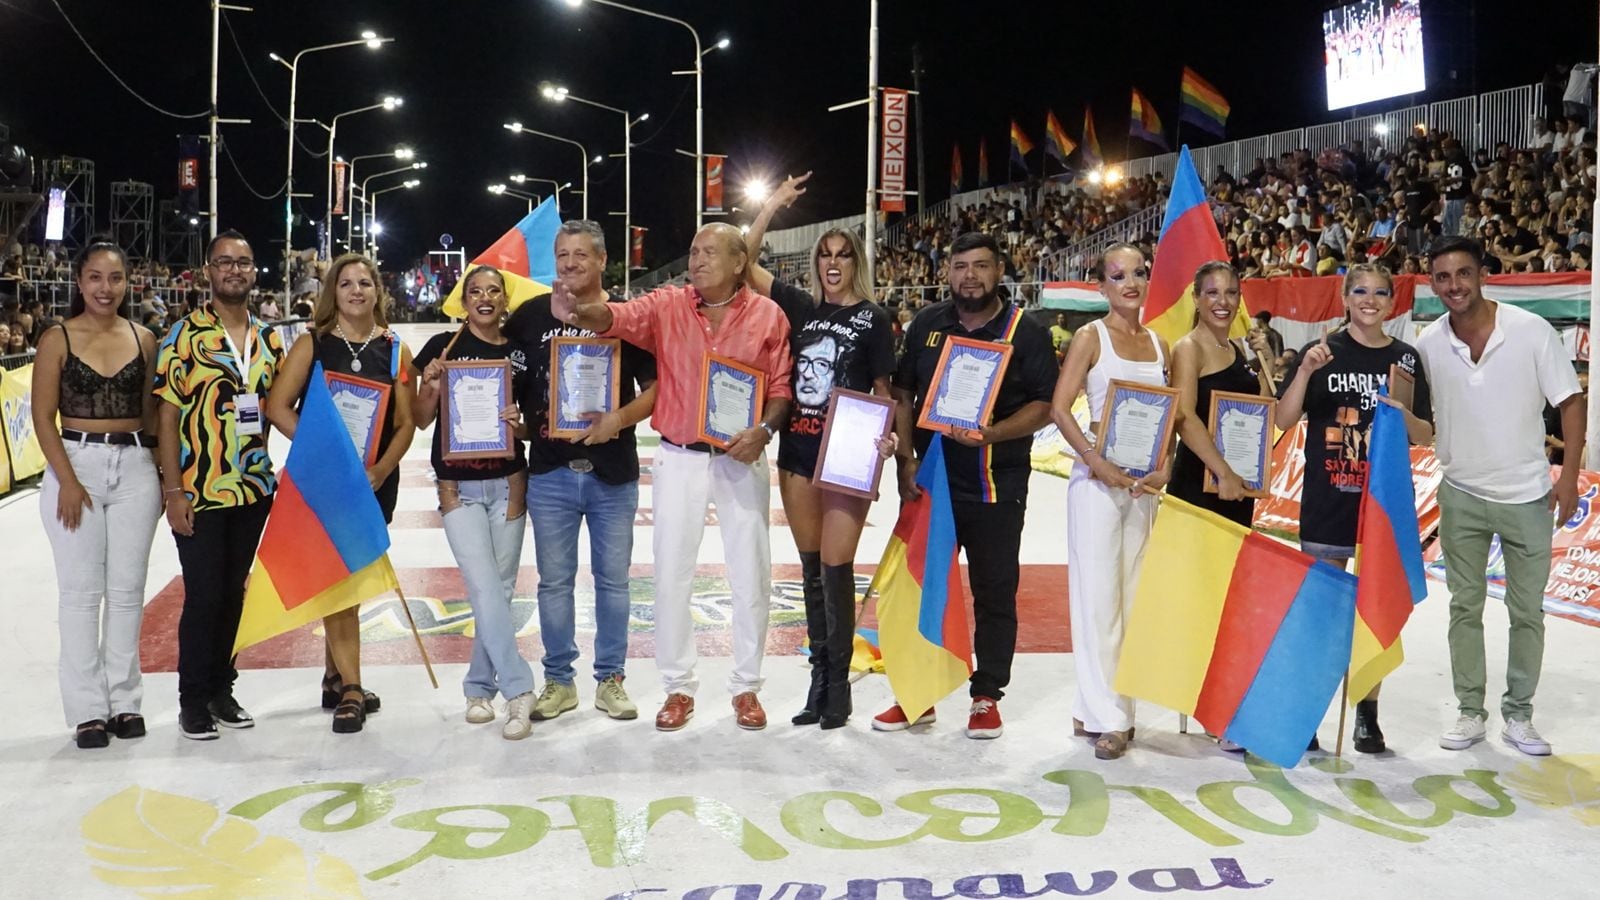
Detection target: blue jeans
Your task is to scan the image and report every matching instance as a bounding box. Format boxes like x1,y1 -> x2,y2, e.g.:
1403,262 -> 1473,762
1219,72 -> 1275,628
441,477 -> 534,700
527,467 -> 639,684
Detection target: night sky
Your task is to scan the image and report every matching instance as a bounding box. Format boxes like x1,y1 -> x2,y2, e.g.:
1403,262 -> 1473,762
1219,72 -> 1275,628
2,0 -> 1595,285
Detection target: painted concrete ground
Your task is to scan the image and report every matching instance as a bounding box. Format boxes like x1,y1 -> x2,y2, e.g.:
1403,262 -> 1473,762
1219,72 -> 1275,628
2,324 -> 1598,899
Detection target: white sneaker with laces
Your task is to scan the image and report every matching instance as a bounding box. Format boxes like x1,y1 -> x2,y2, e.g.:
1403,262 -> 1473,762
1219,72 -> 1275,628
1439,714 -> 1487,750
1501,719 -> 1552,756
465,697 -> 496,725
503,693 -> 535,740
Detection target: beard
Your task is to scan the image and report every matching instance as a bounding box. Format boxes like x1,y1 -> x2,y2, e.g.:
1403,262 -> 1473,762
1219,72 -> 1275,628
953,284 -> 1000,313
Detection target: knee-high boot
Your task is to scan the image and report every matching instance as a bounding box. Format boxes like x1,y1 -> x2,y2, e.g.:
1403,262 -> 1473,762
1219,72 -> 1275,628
792,551 -> 828,726
820,562 -> 857,729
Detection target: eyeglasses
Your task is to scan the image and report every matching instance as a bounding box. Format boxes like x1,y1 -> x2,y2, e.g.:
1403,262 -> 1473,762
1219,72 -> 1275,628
208,257 -> 255,272
796,357 -> 835,377
465,287 -> 505,300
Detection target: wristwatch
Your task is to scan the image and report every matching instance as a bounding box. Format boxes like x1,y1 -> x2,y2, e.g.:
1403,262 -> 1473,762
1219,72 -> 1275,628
759,422 -> 776,440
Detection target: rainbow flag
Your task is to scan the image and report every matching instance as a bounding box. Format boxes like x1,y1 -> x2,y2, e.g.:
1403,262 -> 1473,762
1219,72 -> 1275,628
1045,110 -> 1077,166
950,144 -> 963,194
1130,88 -> 1168,149
1144,146 -> 1249,346
1180,67 -> 1230,137
977,138 -> 989,186
235,363 -> 400,654
1116,497 -> 1357,768
1081,105 -> 1103,168
1009,119 -> 1034,171
871,435 -> 973,720
442,196 -> 560,318
1348,392 -> 1427,702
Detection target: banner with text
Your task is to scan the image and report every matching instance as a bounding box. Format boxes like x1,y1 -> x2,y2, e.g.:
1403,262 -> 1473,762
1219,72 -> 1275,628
879,88 -> 908,212
0,363 -> 46,485
333,161 -> 348,216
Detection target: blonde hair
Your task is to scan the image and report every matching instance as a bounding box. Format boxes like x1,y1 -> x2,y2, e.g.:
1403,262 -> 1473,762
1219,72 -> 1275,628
313,254 -> 390,336
1336,263 -> 1394,329
808,228 -> 874,303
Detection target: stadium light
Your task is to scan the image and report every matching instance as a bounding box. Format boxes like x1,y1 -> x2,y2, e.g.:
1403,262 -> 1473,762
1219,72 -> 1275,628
1373,122 -> 1390,136
1104,166 -> 1123,186
1087,168 -> 1104,185
744,180 -> 771,203
370,221 -> 384,236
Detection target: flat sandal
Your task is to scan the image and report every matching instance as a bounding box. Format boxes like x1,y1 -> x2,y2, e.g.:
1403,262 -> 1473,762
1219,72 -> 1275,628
1094,730 -> 1132,760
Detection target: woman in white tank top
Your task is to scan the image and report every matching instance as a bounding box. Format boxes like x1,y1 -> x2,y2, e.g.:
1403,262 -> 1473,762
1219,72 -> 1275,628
1049,242 -> 1170,760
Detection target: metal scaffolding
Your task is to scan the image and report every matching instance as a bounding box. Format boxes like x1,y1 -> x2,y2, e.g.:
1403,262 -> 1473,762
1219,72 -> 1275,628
110,181 -> 154,261
157,200 -> 200,269
41,157 -> 95,249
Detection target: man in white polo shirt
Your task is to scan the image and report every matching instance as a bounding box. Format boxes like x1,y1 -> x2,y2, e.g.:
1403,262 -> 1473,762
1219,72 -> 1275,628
1417,236 -> 1584,757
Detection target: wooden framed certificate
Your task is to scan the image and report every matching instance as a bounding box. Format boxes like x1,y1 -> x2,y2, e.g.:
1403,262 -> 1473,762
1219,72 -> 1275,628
1388,363 -> 1415,411
1093,379 -> 1179,480
439,359 -> 514,461
1203,390 -> 1275,498
548,336 -> 620,440
697,354 -> 766,450
324,371 -> 390,467
916,335 -> 1014,437
812,388 -> 895,500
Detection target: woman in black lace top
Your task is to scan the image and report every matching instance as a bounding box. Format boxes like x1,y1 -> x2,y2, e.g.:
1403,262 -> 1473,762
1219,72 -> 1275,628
30,240 -> 164,750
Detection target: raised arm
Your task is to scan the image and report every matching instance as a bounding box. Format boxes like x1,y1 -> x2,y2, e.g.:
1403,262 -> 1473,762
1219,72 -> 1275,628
743,171 -> 811,298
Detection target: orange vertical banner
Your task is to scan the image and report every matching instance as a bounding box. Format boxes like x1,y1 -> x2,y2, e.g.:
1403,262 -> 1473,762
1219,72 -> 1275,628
705,155 -> 725,213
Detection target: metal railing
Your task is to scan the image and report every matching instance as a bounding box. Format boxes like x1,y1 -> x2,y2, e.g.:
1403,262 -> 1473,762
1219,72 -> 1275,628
1037,204 -> 1163,282
1,350 -> 35,371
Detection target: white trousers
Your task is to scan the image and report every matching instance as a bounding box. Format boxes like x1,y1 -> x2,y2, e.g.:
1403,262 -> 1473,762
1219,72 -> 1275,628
652,441 -> 772,697
40,441 -> 163,727
1066,463 -> 1157,733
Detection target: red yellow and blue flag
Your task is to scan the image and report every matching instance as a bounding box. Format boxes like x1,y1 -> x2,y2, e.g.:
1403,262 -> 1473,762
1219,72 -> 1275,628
1144,146 -> 1250,346
1082,105 -> 1103,168
977,138 -> 990,186
234,362 -> 400,653
1116,497 -> 1358,768
1009,119 -> 1035,171
1044,109 -> 1077,166
951,144 -> 963,195
871,435 -> 973,720
1131,88 -> 1168,149
1348,391 -> 1427,702
1180,67 -> 1230,137
442,196 -> 561,318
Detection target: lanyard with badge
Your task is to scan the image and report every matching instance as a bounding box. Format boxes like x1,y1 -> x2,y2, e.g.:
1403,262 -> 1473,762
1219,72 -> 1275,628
223,315 -> 264,437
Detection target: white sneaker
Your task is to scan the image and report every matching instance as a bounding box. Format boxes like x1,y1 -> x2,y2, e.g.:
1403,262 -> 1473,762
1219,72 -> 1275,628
1501,719 -> 1552,756
1440,714 -> 1487,750
502,693 -> 535,741
465,697 -> 496,725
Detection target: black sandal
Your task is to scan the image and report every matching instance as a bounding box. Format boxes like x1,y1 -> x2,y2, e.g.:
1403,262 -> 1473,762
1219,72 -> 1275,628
332,685 -> 367,734
75,720 -> 109,749
321,674 -> 381,714
108,713 -> 146,739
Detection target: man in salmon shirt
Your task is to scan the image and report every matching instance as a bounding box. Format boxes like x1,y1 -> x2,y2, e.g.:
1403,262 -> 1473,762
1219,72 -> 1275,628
552,223 -> 793,732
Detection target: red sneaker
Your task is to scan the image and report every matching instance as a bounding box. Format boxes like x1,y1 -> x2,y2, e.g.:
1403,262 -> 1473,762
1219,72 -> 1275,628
871,703 -> 936,732
966,696 -> 1003,739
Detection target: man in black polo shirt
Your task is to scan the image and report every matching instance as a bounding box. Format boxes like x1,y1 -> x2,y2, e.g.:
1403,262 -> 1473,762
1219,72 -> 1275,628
875,230 -> 1056,740
505,220 -> 658,723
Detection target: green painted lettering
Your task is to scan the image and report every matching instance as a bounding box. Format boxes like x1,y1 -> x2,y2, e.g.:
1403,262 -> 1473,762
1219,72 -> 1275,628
1195,762 -> 1426,843
894,789 -> 1043,843
782,791 -> 926,850
227,779 -> 420,832
366,804 -> 550,880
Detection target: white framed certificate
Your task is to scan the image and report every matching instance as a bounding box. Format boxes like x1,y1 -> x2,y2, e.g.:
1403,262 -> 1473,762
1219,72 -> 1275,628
812,388 -> 895,500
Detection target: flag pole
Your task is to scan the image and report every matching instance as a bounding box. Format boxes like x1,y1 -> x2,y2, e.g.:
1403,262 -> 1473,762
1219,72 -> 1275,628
1334,671 -> 1350,757
393,585 -> 440,689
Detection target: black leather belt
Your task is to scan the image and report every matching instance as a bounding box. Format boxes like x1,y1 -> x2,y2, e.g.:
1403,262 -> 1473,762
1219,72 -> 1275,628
663,437 -> 725,456
62,429 -> 157,448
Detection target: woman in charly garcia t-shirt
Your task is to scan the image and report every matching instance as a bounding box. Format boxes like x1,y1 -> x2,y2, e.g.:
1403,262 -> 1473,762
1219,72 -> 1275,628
743,174 -> 896,730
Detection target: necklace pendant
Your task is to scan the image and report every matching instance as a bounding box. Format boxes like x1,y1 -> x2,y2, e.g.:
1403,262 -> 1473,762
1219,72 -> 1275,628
351,358 -> 362,373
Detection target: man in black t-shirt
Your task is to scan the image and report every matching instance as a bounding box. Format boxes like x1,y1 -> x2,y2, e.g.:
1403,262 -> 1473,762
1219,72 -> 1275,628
877,231 -> 1056,740
504,220 -> 658,723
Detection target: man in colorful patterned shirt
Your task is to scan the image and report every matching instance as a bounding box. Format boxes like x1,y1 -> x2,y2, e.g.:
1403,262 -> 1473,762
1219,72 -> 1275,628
154,230 -> 284,741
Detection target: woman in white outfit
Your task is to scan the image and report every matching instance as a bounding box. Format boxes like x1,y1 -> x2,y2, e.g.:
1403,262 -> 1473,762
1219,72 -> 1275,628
1050,242 -> 1171,760
31,241 -> 164,749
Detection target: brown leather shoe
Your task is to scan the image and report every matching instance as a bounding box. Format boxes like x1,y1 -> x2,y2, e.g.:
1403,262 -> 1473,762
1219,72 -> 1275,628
655,693 -> 694,731
733,692 -> 767,730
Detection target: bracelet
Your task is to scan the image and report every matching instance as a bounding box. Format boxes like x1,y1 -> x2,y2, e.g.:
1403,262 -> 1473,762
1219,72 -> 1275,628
163,487 -> 184,495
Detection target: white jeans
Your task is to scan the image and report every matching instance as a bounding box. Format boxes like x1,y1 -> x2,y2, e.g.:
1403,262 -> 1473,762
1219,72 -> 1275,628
652,441 -> 772,697
1066,464 -> 1157,733
40,440 -> 163,727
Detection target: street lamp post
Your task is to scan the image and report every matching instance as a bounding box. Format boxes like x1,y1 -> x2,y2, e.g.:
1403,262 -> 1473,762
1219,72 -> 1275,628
314,96 -> 402,258
344,147 -> 415,247
503,122 -> 596,219
367,179 -> 419,262
542,85 -> 646,294
269,30 -> 392,301
559,0 -> 726,230
488,184 -> 536,214
509,174 -> 572,210
357,162 -> 426,254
